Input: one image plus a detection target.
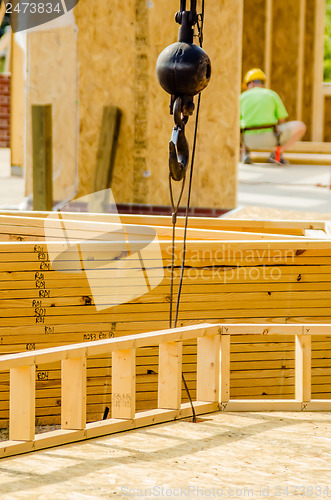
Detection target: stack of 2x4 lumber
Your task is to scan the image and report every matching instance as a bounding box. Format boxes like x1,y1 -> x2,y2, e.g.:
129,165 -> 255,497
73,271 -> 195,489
0,212 -> 329,425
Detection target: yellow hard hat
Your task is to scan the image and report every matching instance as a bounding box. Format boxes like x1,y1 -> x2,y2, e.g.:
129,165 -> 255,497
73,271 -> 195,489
243,68 -> 267,89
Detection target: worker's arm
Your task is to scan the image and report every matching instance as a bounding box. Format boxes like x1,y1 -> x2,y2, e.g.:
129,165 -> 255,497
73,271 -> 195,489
273,91 -> 288,123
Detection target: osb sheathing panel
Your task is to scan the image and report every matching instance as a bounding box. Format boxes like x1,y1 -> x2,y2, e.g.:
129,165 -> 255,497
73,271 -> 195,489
302,0 -> 315,141
74,0 -> 242,209
73,1 -> 134,204
192,0 -> 242,209
324,96 -> 331,142
271,0 -> 301,121
242,0 -> 266,80
25,27 -> 78,203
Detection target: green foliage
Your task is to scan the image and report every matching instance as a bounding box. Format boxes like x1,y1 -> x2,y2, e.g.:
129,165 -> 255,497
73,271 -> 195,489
0,14 -> 10,39
324,0 -> 331,81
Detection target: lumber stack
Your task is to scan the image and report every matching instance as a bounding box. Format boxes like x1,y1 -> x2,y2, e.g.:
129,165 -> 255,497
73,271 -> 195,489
0,211 -> 330,426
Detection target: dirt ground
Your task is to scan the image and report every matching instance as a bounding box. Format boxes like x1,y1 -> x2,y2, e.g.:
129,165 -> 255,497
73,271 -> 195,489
0,411 -> 330,499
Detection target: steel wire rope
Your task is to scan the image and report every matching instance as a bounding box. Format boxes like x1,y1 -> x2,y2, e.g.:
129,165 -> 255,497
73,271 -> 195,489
169,0 -> 205,423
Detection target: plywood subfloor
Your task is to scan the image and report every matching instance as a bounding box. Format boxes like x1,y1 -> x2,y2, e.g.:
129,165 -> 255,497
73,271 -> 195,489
0,411 -> 330,498
238,161 -> 331,214
227,205 -> 331,221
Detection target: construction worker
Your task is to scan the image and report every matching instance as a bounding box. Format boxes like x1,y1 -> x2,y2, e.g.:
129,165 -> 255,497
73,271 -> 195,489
240,68 -> 306,165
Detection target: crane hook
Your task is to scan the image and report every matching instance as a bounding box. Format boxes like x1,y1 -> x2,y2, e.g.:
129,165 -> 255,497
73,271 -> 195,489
169,97 -> 189,182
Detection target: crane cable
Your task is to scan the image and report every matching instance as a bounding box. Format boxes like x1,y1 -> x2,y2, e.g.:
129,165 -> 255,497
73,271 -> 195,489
169,0 -> 205,423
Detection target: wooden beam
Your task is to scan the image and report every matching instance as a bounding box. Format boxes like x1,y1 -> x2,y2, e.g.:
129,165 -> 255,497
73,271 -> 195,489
222,400 -> 303,411
112,349 -> 136,419
264,0 -> 273,87
0,29 -> 10,54
297,0 -> 306,121
0,324 -> 220,371
61,357 -> 86,430
10,32 -> 25,171
2,323 -> 331,374
158,342 -> 182,409
223,324 -> 303,335
0,210 -> 328,234
295,334 -> 311,402
4,27 -> 11,74
312,0 -> 326,141
197,334 -> 220,402
0,402 -> 219,459
32,105 -> 53,211
9,365 -> 35,441
220,334 -> 230,403
304,400 -> 331,411
90,106 -> 121,213
0,1 -> 6,28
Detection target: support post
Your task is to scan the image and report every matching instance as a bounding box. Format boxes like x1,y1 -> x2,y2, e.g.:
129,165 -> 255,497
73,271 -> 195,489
264,0 -> 273,87
296,0 -> 306,122
0,1 -> 5,26
10,365 -> 35,441
32,104 -> 53,211
61,357 -> 87,430
220,334 -> 230,403
90,106 -> 122,213
112,349 -> 136,419
11,32 -> 25,174
158,342 -> 182,409
295,334 -> 311,402
312,0 -> 326,141
197,335 -> 220,402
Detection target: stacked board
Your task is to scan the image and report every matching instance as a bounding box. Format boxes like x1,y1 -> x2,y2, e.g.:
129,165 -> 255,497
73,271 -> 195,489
0,211 -> 330,426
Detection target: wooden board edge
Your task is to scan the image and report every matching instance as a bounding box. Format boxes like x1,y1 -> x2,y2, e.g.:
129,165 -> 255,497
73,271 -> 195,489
0,402 -> 219,459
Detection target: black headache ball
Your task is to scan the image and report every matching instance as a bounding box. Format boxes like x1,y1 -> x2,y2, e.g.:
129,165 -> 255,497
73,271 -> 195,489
156,42 -> 211,97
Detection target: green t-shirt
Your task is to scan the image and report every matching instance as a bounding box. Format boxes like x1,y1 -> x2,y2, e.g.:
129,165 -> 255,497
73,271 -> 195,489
240,87 -> 288,134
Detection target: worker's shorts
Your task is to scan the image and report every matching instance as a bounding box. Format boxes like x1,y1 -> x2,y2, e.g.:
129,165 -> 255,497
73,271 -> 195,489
243,121 -> 296,149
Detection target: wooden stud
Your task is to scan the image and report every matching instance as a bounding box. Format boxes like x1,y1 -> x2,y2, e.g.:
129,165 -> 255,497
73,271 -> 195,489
264,0 -> 273,87
220,335 -> 230,403
0,1 -> 6,26
158,342 -> 182,409
297,0 -> 306,121
0,402 -> 218,459
90,106 -> 122,213
9,365 -> 35,441
32,105 -> 53,211
10,32 -> 25,172
61,357 -> 86,430
112,349 -> 136,419
197,334 -> 220,402
295,334 -> 311,402
312,0 -> 326,141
